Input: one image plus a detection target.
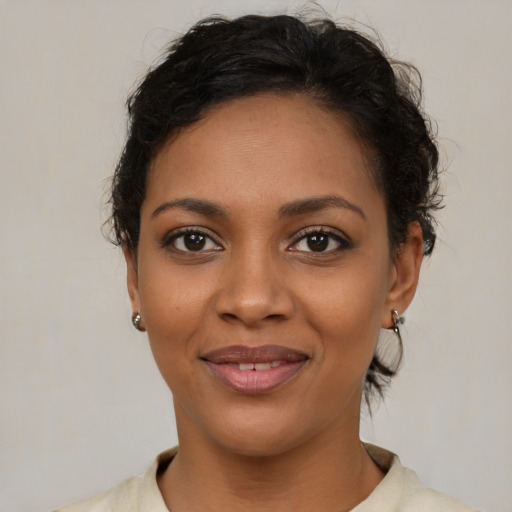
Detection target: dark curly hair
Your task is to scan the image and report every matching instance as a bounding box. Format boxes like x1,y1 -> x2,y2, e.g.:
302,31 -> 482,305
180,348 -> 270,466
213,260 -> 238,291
109,14 -> 441,404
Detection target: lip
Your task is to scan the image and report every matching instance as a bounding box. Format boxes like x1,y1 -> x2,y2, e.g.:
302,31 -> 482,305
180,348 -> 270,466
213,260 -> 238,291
202,344 -> 309,395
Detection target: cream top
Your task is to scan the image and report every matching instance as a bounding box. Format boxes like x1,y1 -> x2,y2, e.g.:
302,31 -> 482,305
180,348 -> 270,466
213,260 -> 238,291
54,444 -> 476,512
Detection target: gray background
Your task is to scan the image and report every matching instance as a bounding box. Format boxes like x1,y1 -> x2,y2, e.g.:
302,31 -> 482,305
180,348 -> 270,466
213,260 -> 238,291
1,1 -> 510,511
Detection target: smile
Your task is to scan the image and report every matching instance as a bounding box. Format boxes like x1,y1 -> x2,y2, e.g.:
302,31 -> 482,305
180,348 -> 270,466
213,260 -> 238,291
230,361 -> 283,370
201,345 -> 309,394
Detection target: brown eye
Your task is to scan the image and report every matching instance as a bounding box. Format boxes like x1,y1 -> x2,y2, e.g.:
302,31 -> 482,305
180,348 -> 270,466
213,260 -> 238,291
184,233 -> 206,251
169,230 -> 221,252
289,229 -> 349,254
307,234 -> 329,252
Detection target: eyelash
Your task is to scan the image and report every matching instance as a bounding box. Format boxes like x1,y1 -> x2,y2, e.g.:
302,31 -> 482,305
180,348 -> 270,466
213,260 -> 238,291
161,227 -> 223,253
289,226 -> 352,254
161,226 -> 351,254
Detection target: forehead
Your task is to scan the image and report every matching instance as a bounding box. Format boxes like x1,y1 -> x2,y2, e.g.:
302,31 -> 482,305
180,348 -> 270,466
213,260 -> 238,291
145,93 -> 382,218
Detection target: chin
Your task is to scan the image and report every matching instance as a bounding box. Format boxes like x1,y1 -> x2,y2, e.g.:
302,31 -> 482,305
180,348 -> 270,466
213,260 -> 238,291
207,404 -> 324,459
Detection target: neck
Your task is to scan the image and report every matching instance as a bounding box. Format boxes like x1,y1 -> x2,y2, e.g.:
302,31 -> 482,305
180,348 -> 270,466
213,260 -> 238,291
158,407 -> 384,512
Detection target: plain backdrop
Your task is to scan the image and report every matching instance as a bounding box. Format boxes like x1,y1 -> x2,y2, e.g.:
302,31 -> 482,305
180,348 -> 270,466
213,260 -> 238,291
1,1 -> 510,511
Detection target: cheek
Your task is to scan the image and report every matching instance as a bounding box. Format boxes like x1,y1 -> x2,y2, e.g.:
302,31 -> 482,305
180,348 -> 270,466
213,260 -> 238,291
140,259 -> 213,323
138,266 -> 214,373
299,262 -> 390,370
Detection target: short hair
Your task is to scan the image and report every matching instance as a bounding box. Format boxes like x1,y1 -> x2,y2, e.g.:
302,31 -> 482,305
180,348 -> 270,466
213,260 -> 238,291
108,14 -> 441,403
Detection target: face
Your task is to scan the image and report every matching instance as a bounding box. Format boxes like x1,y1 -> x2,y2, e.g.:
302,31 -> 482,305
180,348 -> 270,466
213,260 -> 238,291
126,93 -> 422,457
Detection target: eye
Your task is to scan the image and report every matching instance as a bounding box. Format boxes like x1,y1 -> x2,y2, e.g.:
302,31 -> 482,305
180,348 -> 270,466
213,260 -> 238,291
164,229 -> 222,253
288,228 -> 350,253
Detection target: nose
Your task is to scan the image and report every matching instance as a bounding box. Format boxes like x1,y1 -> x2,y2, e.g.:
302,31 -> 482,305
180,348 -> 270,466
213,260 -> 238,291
214,247 -> 295,328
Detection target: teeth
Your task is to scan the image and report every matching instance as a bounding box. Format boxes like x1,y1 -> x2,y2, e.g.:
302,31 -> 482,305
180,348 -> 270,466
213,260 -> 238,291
254,362 -> 271,370
237,361 -> 282,371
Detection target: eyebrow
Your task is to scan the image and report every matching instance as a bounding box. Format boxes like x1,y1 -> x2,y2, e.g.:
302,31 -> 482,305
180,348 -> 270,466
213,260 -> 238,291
151,198 -> 227,219
278,195 -> 366,221
151,194 -> 366,221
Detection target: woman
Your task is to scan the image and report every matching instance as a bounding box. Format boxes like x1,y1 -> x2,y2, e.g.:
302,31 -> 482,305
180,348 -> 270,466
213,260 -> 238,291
57,13 -> 475,512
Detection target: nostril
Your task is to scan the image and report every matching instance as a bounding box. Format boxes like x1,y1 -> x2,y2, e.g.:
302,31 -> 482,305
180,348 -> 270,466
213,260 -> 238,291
215,277 -> 295,326
221,311 -> 285,324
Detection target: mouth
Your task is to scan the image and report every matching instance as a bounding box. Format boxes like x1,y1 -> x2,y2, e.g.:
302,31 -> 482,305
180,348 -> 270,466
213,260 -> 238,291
201,345 -> 309,395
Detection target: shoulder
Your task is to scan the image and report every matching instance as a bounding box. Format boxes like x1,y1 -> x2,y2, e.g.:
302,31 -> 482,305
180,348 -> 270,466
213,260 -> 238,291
52,473 -> 145,512
359,443 -> 477,512
400,466 -> 477,512
52,474 -> 139,512
52,448 -> 177,512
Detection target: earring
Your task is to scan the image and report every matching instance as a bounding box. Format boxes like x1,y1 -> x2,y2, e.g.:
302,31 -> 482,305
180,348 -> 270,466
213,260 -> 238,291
391,309 -> 404,349
131,311 -> 144,331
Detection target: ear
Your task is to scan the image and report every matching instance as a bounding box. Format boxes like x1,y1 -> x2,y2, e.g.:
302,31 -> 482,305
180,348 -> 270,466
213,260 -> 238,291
123,244 -> 142,322
382,222 -> 424,328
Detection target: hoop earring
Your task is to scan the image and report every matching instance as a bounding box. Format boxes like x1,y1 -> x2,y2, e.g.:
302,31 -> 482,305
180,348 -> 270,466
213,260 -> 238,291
391,309 -> 404,350
131,312 -> 144,331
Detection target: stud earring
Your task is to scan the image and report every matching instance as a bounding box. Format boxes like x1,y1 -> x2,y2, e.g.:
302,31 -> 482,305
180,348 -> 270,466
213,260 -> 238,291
131,311 -> 144,331
391,309 -> 404,349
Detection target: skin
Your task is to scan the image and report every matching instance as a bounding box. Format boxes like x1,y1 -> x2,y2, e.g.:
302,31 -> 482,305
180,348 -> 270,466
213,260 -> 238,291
124,93 -> 423,511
